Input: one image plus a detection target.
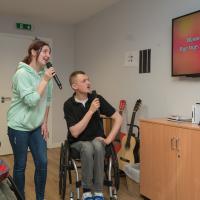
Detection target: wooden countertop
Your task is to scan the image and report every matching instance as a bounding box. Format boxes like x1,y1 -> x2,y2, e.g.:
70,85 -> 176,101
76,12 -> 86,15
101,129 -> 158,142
140,118 -> 200,131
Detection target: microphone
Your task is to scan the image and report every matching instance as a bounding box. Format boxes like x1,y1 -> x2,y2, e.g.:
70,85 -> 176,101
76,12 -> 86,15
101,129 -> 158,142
46,62 -> 62,89
92,90 -> 98,99
92,90 -> 100,116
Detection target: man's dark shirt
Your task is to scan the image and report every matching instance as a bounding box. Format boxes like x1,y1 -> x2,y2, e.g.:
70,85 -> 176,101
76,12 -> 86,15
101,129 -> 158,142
63,93 -> 115,144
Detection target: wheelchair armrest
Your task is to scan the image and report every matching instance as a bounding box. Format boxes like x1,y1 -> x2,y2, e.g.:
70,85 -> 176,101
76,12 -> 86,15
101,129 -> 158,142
105,143 -> 118,160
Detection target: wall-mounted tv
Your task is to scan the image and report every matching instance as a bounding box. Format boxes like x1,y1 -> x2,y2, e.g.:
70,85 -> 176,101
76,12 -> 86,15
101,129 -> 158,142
172,10 -> 200,77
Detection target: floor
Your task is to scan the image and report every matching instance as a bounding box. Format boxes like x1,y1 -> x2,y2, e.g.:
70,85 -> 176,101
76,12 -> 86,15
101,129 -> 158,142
1,148 -> 144,200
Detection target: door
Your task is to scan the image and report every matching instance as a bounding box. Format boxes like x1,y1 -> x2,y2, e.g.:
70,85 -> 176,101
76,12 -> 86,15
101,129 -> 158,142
0,33 -> 52,155
0,33 -> 33,155
153,125 -> 177,200
177,128 -> 200,200
188,130 -> 200,200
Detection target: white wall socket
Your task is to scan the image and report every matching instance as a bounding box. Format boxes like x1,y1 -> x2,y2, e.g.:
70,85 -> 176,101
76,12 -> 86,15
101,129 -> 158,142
124,51 -> 139,67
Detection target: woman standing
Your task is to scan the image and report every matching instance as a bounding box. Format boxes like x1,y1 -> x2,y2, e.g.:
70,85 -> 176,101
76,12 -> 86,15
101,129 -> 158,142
7,40 -> 55,200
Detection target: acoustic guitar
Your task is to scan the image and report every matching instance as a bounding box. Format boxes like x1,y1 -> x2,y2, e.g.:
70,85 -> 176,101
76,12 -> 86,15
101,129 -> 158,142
117,99 -> 142,171
113,100 -> 126,153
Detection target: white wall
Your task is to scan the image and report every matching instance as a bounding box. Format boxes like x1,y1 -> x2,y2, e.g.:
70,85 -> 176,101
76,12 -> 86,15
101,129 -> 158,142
0,14 -> 74,145
75,0 -> 200,123
1,0 -> 200,145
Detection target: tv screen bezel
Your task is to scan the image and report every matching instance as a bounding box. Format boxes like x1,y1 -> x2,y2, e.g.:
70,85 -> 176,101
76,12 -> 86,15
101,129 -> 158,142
172,10 -> 200,77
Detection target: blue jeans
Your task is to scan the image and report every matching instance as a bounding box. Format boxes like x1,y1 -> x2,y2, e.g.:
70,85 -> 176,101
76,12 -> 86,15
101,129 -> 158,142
8,126 -> 47,200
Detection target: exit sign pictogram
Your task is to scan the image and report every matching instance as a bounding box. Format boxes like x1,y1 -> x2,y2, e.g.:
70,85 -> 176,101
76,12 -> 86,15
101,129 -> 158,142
16,23 -> 32,31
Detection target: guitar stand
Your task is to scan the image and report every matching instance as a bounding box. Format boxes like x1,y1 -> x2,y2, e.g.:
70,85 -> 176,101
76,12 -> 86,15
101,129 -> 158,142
126,124 -> 140,138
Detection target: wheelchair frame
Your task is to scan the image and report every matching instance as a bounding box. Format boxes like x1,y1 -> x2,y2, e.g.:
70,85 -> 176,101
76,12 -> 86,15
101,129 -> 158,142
7,175 -> 24,200
59,140 -> 120,200
0,143 -> 23,200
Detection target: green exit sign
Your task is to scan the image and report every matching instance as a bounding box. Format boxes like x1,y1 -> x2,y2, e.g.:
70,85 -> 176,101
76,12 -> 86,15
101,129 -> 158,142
16,23 -> 32,31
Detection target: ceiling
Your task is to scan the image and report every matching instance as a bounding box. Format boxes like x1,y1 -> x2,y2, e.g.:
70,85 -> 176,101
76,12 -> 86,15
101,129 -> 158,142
0,0 -> 121,25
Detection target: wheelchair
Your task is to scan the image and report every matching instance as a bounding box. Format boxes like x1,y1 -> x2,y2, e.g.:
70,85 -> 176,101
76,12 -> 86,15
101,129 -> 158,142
0,146 -> 23,200
0,175 -> 23,200
59,139 -> 120,200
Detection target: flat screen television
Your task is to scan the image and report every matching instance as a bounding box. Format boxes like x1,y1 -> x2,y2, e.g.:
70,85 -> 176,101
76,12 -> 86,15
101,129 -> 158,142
172,10 -> 200,77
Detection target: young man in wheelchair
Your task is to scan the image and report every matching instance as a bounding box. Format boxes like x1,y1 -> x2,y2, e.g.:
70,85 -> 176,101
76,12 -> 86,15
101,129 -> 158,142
63,71 -> 122,200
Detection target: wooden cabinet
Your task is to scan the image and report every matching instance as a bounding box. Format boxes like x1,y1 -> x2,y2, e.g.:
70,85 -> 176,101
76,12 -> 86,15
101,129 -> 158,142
140,119 -> 200,200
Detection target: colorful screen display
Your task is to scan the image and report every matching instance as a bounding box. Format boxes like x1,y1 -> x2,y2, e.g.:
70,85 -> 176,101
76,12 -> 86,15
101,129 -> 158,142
172,10 -> 200,76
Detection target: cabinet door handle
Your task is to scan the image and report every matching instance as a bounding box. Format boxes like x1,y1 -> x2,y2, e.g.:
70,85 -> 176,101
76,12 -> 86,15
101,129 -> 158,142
171,137 -> 176,150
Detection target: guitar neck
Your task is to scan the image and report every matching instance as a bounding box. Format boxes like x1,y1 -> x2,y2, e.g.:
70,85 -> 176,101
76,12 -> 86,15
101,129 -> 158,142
125,112 -> 136,149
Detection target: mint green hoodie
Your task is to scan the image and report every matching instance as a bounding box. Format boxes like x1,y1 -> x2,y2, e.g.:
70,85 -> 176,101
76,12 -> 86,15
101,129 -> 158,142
7,62 -> 53,131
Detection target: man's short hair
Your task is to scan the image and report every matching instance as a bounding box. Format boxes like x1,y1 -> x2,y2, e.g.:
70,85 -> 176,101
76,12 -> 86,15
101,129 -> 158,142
69,71 -> 86,86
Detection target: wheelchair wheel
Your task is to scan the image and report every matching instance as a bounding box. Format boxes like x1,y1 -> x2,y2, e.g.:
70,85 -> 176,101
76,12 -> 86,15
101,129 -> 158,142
110,144 -> 120,191
61,166 -> 67,200
112,157 -> 120,191
60,141 -> 70,200
59,141 -> 69,200
62,141 -> 69,200
59,143 -> 64,195
107,158 -> 120,199
104,144 -> 120,199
